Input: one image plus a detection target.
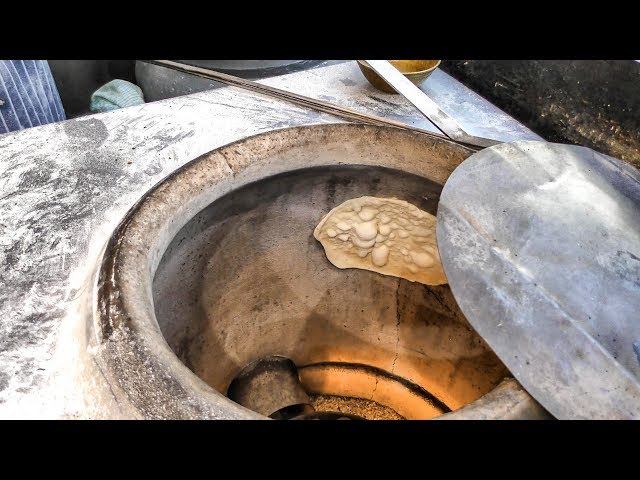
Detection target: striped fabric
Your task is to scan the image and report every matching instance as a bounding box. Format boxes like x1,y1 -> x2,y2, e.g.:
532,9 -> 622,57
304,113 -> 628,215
0,60 -> 66,135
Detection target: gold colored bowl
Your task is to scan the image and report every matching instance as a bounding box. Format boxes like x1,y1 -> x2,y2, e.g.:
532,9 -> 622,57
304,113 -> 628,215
357,60 -> 441,93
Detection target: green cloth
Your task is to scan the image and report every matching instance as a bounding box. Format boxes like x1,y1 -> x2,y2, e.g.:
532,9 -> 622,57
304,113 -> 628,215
90,79 -> 145,112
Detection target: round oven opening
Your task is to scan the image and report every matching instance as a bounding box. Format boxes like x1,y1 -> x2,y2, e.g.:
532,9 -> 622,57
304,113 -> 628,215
152,165 -> 510,420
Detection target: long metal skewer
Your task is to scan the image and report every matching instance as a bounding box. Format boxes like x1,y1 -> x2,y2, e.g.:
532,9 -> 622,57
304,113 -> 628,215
364,60 -> 501,149
142,60 -> 486,151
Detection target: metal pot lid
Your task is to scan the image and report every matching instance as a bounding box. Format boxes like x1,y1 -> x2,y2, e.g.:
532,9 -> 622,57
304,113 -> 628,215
436,140 -> 640,419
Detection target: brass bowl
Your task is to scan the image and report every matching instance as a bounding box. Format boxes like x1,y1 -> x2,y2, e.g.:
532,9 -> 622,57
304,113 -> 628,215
357,60 -> 441,93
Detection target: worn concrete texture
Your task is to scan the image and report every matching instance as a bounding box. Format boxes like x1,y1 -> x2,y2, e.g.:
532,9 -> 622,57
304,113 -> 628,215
0,61 -> 539,418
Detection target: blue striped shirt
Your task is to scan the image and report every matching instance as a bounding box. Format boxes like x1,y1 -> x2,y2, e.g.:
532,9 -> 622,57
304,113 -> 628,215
0,60 -> 66,134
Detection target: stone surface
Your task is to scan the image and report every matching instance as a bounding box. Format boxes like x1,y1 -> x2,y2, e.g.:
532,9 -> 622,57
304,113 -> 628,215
436,378 -> 552,420
0,61 -> 538,418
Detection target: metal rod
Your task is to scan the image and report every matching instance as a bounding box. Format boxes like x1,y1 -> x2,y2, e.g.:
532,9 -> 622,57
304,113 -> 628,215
364,60 -> 501,148
142,60 -> 484,152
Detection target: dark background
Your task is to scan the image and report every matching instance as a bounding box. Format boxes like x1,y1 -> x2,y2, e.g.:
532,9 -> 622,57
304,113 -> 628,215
440,60 -> 640,168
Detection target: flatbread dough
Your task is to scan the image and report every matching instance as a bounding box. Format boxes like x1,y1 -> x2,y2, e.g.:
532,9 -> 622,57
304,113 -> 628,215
314,196 -> 447,285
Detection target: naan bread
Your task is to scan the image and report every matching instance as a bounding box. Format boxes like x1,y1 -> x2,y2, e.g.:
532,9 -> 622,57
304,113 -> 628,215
314,196 -> 447,285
